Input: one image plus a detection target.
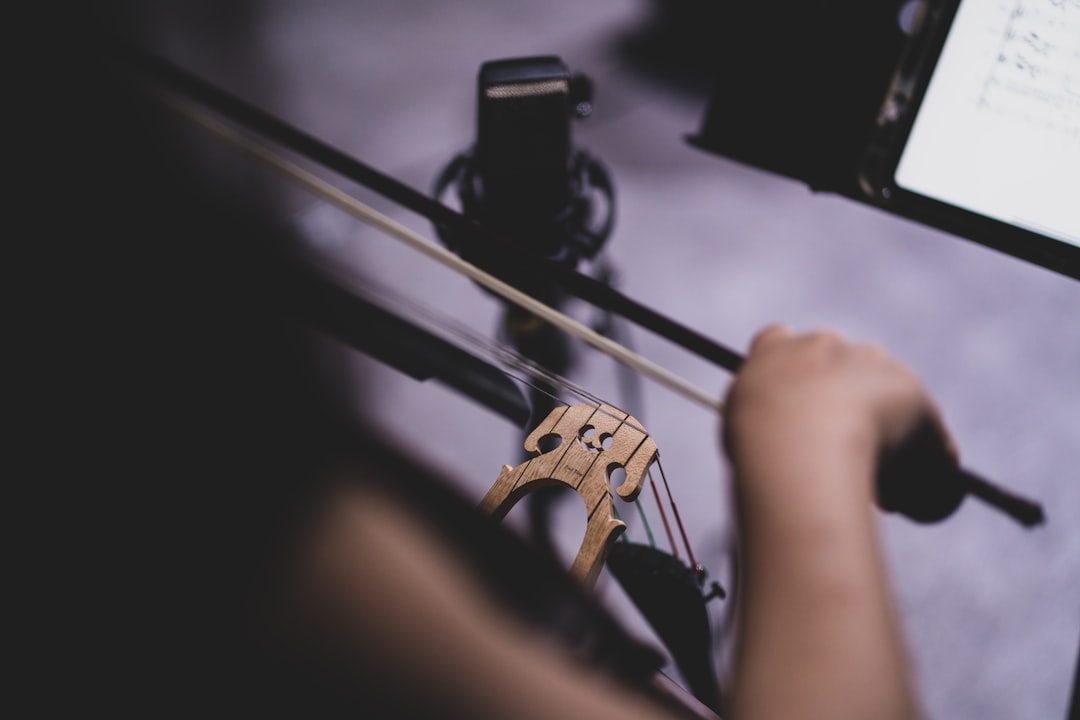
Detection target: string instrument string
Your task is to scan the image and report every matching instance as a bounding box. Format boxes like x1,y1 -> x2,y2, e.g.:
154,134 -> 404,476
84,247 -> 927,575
313,264 -> 696,564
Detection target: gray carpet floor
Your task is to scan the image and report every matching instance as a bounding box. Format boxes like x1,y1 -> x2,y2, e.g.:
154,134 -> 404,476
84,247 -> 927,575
142,2 -> 1079,717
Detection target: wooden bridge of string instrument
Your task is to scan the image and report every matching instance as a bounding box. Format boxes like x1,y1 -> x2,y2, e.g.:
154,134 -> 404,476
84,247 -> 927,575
479,403 -> 657,588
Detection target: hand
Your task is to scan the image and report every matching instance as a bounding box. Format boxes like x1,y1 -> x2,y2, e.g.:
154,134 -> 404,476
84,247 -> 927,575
722,326 -> 963,519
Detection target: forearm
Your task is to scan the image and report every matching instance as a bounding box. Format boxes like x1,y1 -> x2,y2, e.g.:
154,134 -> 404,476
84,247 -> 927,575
289,482 -> 683,720
728,422 -> 921,720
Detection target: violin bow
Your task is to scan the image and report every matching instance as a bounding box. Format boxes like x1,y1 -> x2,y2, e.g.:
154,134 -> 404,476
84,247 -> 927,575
118,42 -> 1045,529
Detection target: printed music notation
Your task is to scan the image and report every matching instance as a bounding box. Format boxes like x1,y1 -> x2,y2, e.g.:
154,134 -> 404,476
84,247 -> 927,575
978,0 -> 1080,140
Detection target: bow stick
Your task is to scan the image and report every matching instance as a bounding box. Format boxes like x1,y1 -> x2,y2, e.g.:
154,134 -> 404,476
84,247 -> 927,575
123,43 -> 1045,529
114,42 -> 746,374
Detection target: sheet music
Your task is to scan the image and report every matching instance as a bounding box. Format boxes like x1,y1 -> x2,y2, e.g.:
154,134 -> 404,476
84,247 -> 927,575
980,0 -> 1080,138
896,0 -> 1079,246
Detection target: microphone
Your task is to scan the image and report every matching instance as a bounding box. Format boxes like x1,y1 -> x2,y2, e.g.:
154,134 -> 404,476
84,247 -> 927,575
432,55 -> 614,306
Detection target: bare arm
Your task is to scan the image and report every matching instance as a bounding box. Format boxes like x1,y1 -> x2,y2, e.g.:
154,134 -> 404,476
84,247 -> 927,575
287,480 -> 686,720
723,326 -> 943,720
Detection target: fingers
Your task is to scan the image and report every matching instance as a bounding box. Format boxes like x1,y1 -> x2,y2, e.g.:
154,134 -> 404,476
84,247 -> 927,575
736,324 -> 954,449
747,324 -> 794,354
730,324 -> 970,522
748,325 -> 855,355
